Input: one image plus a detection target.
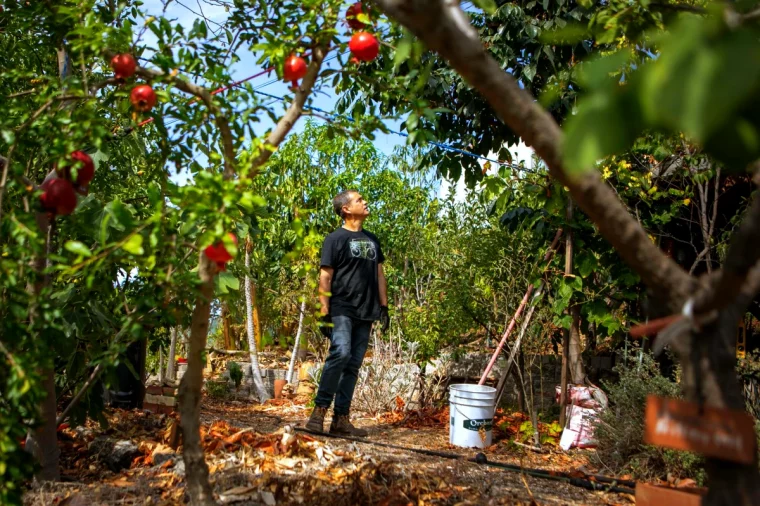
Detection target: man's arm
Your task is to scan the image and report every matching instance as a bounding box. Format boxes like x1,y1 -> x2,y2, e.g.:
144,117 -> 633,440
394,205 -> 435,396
318,266 -> 334,315
378,263 -> 388,306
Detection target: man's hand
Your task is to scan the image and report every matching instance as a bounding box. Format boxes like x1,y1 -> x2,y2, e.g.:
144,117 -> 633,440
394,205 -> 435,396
379,306 -> 390,333
318,312 -> 332,339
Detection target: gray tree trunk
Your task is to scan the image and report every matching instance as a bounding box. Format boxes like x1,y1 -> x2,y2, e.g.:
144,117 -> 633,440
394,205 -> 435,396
287,298 -> 306,384
244,244 -> 270,402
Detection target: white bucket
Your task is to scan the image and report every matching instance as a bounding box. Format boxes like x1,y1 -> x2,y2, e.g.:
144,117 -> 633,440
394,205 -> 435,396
449,384 -> 497,448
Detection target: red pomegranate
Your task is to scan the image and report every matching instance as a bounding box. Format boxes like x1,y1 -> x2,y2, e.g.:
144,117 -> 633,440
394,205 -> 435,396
56,150 -> 95,186
110,54 -> 137,80
39,178 -> 78,215
204,233 -> 238,269
130,84 -> 157,112
283,55 -> 308,87
346,2 -> 366,30
349,32 -> 379,62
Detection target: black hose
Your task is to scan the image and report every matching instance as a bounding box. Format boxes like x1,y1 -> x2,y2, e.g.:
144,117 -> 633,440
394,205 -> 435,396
294,427 -> 636,495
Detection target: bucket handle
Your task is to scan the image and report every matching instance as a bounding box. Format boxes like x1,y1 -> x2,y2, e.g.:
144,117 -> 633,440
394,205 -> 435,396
452,404 -> 493,445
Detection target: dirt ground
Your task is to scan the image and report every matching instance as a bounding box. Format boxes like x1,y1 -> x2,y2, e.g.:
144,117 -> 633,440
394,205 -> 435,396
24,395 -> 636,506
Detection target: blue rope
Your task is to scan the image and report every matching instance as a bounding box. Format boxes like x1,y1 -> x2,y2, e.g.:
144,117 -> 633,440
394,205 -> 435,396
253,90 -> 524,170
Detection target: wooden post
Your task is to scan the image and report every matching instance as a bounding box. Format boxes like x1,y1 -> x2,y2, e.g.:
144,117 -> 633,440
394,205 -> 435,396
559,200 -> 574,427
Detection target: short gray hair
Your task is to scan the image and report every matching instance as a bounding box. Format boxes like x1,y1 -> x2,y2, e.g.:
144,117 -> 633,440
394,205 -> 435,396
333,190 -> 356,218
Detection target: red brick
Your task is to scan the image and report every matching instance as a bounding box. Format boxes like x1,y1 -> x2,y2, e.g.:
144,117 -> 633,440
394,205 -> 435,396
146,385 -> 163,396
143,402 -> 159,413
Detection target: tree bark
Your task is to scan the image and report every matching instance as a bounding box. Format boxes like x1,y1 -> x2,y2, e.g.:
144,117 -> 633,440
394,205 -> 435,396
251,280 -> 263,350
178,254 -> 217,506
158,347 -> 165,384
167,327 -> 178,381
559,325 -> 569,427
245,238 -> 271,402
287,298 -> 306,384
568,305 -> 585,384
25,209 -> 60,481
222,304 -> 232,350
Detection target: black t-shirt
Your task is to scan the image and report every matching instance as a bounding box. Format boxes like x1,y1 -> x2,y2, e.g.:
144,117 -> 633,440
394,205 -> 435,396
320,227 -> 385,321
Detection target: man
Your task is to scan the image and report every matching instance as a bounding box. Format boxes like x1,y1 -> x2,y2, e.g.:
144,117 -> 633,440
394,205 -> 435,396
305,190 -> 390,436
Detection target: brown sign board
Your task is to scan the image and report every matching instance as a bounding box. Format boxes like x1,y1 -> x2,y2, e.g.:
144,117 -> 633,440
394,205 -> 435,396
635,483 -> 705,506
644,395 -> 757,465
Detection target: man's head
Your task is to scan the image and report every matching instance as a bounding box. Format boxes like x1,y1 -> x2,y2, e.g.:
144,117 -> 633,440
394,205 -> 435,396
333,190 -> 369,221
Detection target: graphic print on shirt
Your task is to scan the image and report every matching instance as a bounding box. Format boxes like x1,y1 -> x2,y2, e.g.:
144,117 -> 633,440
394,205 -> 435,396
349,239 -> 377,261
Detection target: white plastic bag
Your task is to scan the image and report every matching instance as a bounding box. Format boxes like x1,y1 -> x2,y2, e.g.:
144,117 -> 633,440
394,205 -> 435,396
559,404 -> 599,450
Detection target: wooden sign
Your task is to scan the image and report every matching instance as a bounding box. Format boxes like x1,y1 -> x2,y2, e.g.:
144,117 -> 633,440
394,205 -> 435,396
644,395 -> 757,464
635,483 -> 705,506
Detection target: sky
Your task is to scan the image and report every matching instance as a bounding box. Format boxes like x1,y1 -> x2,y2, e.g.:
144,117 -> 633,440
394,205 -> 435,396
139,0 -> 537,201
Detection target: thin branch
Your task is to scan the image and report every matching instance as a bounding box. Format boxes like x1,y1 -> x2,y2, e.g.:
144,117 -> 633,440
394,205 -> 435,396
56,364 -> 104,426
248,44 -> 328,176
693,193 -> 760,315
125,56 -> 238,177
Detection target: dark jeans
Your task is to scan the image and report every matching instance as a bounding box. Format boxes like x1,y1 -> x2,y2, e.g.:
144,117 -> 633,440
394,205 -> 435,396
314,315 -> 372,415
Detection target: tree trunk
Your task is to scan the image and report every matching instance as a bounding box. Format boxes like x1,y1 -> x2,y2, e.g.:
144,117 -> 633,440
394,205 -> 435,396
245,238 -> 271,402
25,212 -> 60,481
26,369 -> 60,481
252,281 -> 263,350
167,327 -> 178,381
673,304 -> 760,506
559,325 -> 570,427
158,347 -> 165,384
287,298 -> 306,384
178,255 -> 216,506
222,304 -> 232,350
568,305 -> 585,384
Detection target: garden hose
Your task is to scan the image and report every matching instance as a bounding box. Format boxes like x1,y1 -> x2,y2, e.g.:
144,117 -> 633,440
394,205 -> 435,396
294,427 -> 636,495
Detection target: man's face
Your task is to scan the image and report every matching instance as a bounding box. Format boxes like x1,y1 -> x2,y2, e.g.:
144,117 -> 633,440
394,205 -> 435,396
343,192 -> 369,218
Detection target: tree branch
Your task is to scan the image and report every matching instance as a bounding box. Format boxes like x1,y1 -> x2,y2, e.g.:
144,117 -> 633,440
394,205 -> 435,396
693,194 -> 760,314
122,56 -> 238,178
371,0 -> 692,312
248,44 -> 328,176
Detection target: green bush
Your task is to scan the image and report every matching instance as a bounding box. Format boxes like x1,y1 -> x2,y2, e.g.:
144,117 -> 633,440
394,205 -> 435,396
594,350 -> 706,484
206,380 -> 231,399
228,362 -> 243,389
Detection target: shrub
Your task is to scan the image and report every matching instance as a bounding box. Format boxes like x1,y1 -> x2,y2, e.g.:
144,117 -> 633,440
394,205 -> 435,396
593,350 -> 706,483
206,380 -> 230,399
228,361 -> 243,389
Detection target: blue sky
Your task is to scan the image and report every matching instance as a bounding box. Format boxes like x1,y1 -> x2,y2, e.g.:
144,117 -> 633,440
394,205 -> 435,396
139,0 -> 536,198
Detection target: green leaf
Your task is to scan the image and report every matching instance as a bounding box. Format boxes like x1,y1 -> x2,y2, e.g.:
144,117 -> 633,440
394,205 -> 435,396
122,234 -> 144,256
64,241 -> 92,257
406,112 -> 419,132
216,271 -> 240,294
575,48 -> 633,89
393,31 -> 413,70
523,63 -> 537,82
563,85 -> 643,175
472,0 -> 497,14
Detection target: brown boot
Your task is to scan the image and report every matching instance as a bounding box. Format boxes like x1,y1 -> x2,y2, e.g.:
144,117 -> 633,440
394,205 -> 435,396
305,406 -> 328,433
329,414 -> 368,437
